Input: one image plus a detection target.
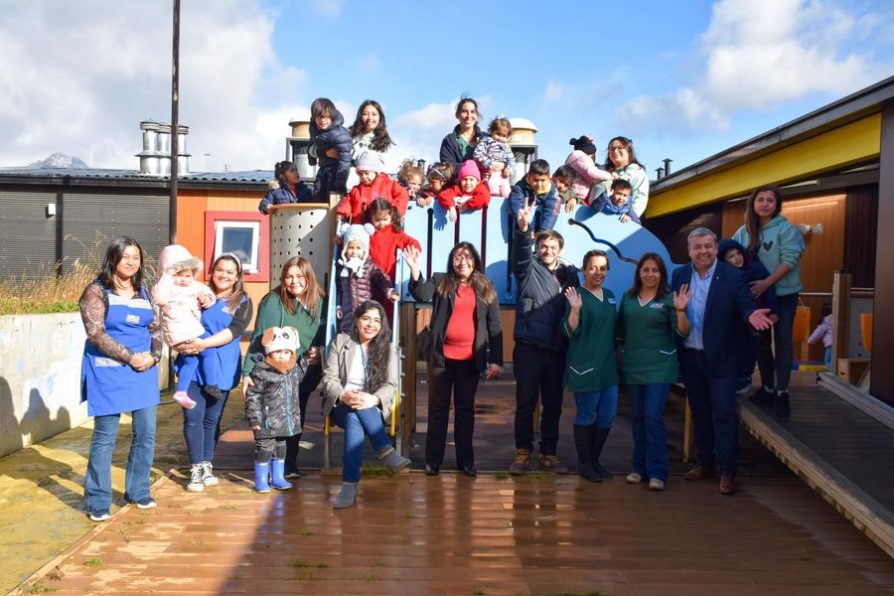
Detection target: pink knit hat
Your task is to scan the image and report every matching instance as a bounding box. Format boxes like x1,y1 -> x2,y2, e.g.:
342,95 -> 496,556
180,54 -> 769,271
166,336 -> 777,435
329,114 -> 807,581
457,160 -> 480,181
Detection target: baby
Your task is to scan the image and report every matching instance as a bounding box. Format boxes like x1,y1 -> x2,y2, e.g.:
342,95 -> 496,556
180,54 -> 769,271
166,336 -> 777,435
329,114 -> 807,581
595,179 -> 639,223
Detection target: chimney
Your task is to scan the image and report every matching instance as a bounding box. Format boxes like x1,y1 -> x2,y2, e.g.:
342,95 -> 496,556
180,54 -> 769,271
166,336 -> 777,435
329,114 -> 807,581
508,117 -> 538,185
662,158 -> 673,177
137,120 -> 190,176
286,112 -> 315,181
655,167 -> 665,180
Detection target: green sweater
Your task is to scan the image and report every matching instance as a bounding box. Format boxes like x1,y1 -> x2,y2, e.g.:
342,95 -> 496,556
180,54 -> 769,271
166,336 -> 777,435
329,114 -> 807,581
616,293 -> 679,385
562,287 -> 618,392
242,292 -> 321,378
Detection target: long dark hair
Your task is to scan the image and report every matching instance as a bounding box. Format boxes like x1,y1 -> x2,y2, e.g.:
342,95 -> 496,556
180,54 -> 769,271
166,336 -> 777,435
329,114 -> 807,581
603,136 -> 645,171
744,184 -> 783,253
209,253 -> 247,312
364,198 -> 403,232
455,96 -> 483,145
99,236 -> 145,290
349,100 -> 393,152
276,256 -> 324,317
437,242 -> 496,304
350,301 -> 392,393
628,252 -> 669,300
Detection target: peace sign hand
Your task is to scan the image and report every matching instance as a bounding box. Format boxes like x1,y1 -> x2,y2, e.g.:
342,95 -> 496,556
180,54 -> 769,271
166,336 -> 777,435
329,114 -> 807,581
517,198 -> 535,232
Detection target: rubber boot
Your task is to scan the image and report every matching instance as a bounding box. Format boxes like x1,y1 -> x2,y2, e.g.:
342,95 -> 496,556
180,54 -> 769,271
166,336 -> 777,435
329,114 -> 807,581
591,426 -> 612,479
270,459 -> 293,490
254,461 -> 271,494
573,424 -> 601,483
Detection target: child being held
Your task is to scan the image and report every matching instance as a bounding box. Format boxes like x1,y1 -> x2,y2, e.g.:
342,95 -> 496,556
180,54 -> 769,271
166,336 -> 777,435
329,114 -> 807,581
564,135 -> 613,205
416,162 -> 454,207
309,97 -> 353,201
336,224 -> 399,334
365,198 -> 422,283
473,117 -> 515,198
152,245 -> 218,409
335,151 -> 409,226
258,160 -> 313,214
244,326 -> 304,493
808,304 -> 834,370
553,165 -> 580,213
508,159 -> 561,233
593,179 -> 640,223
397,160 -> 424,202
436,160 -> 491,222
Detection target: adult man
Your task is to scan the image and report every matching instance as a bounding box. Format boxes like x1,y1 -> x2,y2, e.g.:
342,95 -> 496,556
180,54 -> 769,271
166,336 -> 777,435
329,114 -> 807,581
671,228 -> 773,495
509,199 -> 579,474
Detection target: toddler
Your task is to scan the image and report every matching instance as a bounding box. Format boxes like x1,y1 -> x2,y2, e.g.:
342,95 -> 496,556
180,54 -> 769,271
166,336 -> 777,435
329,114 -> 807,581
553,165 -> 580,213
335,151 -> 409,225
244,326 -> 304,493
416,162 -> 454,207
473,117 -> 515,197
564,135 -> 613,205
436,160 -> 491,222
258,160 -> 313,214
808,305 -> 833,370
336,224 -> 399,333
309,97 -> 353,201
508,159 -> 561,233
594,179 -> 640,223
365,198 -> 422,282
397,160 -> 424,200
152,244 -> 218,409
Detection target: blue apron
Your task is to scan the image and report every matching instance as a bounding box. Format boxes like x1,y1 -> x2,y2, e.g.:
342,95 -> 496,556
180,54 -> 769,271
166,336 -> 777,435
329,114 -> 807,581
81,286 -> 160,417
174,296 -> 246,391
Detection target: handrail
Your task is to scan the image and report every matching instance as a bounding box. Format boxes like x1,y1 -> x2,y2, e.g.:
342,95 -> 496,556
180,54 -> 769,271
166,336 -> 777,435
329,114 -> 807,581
323,244 -> 339,355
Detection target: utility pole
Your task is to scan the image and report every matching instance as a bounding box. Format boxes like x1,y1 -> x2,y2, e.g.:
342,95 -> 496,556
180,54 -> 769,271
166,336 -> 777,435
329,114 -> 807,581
169,0 -> 180,243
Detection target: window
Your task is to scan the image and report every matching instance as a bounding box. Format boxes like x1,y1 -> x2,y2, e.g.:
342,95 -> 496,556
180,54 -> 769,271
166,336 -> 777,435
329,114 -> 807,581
214,220 -> 260,273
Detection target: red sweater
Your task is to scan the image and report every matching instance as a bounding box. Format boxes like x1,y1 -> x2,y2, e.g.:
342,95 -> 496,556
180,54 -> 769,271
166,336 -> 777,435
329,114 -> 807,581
436,181 -> 491,211
443,284 -> 476,360
336,173 -> 409,223
369,226 -> 422,281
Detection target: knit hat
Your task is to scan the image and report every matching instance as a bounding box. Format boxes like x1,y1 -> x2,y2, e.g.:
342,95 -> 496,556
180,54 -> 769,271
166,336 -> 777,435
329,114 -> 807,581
355,150 -> 384,173
261,326 -> 300,355
457,160 -> 480,181
158,244 -> 202,276
569,135 -> 597,156
340,224 -> 375,261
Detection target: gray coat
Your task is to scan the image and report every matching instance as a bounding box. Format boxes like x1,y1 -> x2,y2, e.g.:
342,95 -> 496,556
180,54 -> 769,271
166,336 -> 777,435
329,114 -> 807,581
320,334 -> 398,422
244,360 -> 303,439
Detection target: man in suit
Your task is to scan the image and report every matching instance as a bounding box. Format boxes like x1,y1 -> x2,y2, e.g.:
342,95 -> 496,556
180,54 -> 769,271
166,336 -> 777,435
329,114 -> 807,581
672,227 -> 773,495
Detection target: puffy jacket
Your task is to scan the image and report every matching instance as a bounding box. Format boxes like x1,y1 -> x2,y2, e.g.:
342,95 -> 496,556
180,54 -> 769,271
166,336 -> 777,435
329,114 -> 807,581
258,180 -> 314,214
436,181 -> 491,211
439,125 -> 488,168
732,215 -> 805,297
244,359 -> 303,439
336,173 -> 409,223
336,259 -> 393,334
718,238 -> 780,314
509,178 -> 561,232
564,150 -> 612,203
369,226 -> 421,281
309,108 -> 353,199
512,225 -> 579,352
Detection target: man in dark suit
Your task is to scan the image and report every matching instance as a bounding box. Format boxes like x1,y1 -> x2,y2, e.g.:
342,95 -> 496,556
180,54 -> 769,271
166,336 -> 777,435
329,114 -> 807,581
671,227 -> 773,495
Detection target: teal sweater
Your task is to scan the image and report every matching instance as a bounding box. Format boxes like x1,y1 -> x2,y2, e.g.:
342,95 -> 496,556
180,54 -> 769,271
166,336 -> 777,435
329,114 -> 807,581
732,215 -> 804,297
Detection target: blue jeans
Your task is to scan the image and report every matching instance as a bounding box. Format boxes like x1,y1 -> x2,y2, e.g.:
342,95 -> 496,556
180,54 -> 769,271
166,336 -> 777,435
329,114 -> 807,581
330,403 -> 391,483
758,293 -> 798,392
824,347 -> 832,369
573,386 -> 618,428
84,405 -> 157,514
182,382 -> 229,465
627,384 -> 670,482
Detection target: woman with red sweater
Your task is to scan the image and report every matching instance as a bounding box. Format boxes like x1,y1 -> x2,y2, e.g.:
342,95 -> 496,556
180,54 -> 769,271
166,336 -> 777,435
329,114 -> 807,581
436,160 -> 491,222
335,151 -> 408,225
405,242 -> 503,477
364,199 -> 421,282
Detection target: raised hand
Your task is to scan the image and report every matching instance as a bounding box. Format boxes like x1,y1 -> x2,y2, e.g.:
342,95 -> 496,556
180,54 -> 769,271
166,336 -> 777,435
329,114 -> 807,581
402,246 -> 422,279
564,286 -> 582,310
673,284 -> 691,311
517,198 -> 535,232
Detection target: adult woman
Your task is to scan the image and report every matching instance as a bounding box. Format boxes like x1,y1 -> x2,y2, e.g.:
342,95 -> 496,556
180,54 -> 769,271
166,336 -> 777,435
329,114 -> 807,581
596,136 -> 649,219
563,250 -> 617,483
176,254 -> 253,492
732,185 -> 805,418
243,256 -> 325,477
321,301 -> 412,509
616,253 -> 690,491
405,243 -> 503,477
346,100 -> 394,189
80,237 -> 161,521
439,97 -> 486,169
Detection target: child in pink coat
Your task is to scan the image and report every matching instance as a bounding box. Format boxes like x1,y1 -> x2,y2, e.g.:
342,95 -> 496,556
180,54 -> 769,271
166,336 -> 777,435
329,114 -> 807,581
564,135 -> 613,205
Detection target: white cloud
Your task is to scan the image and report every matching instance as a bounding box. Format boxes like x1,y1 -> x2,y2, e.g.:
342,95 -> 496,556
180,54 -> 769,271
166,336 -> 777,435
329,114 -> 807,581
543,80 -> 563,101
309,0 -> 343,17
617,0 -> 891,134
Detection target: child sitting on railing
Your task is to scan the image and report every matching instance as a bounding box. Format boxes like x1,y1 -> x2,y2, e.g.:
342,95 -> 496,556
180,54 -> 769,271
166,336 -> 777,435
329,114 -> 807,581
365,199 -> 421,283
473,117 -> 515,198
416,162 -> 454,207
508,159 -> 561,233
335,151 -> 409,226
336,224 -> 399,334
436,160 -> 491,222
397,160 -> 424,202
258,161 -> 313,214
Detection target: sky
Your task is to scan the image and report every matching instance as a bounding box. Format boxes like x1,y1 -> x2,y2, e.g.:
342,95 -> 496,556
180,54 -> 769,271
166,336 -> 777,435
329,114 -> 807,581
1,0 -> 893,177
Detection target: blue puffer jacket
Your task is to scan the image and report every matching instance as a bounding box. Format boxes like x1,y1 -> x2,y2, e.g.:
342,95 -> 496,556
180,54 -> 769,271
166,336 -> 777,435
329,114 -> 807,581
310,108 -> 353,199
509,178 -> 561,232
258,180 -> 314,214
439,125 -> 488,168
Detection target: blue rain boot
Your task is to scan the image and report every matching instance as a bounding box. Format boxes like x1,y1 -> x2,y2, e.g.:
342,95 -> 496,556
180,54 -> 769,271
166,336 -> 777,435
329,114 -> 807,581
270,459 -> 293,490
254,461 -> 271,494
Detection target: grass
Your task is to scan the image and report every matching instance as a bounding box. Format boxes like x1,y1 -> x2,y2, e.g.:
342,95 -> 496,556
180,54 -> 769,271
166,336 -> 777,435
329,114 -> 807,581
21,583 -> 56,594
289,559 -> 329,569
299,529 -> 318,537
82,558 -> 103,567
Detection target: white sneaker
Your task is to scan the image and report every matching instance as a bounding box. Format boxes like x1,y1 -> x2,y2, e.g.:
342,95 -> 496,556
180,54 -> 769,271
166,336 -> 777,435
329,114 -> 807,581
187,464 -> 204,492
201,461 -> 219,487
132,499 -> 157,510
648,478 -> 666,491
88,511 -> 110,522
626,472 -> 643,484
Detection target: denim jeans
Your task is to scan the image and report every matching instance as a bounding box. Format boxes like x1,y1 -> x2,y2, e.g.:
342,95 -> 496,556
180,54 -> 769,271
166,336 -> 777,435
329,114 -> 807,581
182,382 -> 228,465
84,405 -> 157,514
627,383 -> 670,482
330,403 -> 391,483
758,293 -> 798,392
573,386 -> 618,428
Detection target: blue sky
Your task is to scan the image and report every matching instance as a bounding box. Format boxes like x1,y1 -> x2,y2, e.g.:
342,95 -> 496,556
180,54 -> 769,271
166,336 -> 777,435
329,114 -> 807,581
1,0 -> 893,175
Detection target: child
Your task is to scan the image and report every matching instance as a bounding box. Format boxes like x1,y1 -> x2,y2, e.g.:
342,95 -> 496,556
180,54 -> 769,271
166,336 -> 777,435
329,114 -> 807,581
508,159 -> 561,233
336,224 -> 399,333
258,161 -> 313,214
244,326 -> 303,493
436,159 -> 491,222
718,238 -> 780,394
365,198 -> 422,282
553,165 -> 580,213
473,117 -> 515,198
397,160 -> 424,201
808,304 -> 833,370
152,245 -> 218,409
309,97 -> 353,201
564,135 -> 612,205
593,179 -> 640,223
416,162 -> 454,207
335,151 -> 409,226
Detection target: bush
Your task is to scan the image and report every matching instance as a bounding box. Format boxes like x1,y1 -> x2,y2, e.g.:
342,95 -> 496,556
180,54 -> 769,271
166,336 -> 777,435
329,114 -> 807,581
0,260 -> 96,315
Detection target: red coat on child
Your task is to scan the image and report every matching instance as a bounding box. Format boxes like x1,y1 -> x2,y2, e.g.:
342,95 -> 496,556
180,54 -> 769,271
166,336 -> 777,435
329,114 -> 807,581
336,173 -> 409,223
369,226 -> 422,281
435,181 -> 491,211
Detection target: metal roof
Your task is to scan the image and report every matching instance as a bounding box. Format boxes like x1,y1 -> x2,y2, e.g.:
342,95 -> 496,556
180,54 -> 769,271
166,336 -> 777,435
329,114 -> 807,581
0,166 -> 272,188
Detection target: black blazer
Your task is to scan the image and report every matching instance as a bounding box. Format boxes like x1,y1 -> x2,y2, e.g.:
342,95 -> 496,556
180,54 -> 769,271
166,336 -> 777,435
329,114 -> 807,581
671,260 -> 755,378
410,273 -> 503,370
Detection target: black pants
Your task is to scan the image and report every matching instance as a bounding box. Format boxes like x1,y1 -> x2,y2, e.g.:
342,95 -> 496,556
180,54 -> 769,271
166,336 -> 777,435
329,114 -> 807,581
284,362 -> 322,474
513,342 -> 565,454
428,358 -> 480,468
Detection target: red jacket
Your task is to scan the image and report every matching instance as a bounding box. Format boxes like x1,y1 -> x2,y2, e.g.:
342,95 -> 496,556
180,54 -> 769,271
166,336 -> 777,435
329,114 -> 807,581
370,226 -> 422,281
336,173 -> 409,223
436,181 -> 491,211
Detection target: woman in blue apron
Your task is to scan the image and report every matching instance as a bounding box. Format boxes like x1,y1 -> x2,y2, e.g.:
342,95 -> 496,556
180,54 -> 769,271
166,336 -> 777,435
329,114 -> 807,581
79,237 -> 162,522
175,254 -> 253,492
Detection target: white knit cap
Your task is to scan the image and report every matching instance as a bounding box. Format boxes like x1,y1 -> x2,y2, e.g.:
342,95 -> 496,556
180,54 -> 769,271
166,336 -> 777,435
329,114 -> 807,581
355,150 -> 384,173
262,326 -> 300,355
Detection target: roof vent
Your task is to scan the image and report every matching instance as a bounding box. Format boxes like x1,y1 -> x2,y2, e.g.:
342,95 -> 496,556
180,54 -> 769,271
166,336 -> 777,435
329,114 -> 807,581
137,120 -> 190,176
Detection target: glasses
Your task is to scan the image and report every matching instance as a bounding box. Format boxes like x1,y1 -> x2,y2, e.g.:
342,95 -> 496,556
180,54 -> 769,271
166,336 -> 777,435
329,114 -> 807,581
453,254 -> 474,263
609,145 -> 628,152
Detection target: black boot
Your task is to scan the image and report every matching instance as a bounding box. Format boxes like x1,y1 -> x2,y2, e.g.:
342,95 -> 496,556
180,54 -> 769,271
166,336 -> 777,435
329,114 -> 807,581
775,390 -> 791,419
591,426 -> 612,479
574,424 -> 601,483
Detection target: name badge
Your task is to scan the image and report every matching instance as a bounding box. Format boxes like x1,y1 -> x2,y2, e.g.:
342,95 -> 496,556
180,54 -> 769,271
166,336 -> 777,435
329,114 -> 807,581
650,302 -> 665,310
608,298 -> 616,305
126,314 -> 141,325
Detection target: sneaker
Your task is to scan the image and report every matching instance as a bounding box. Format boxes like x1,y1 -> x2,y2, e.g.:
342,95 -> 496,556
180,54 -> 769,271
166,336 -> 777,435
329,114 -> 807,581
88,511 -> 110,522
132,499 -> 157,510
538,454 -> 569,474
775,391 -> 791,419
172,391 -> 197,410
648,478 -> 666,491
509,448 -> 531,475
285,470 -> 302,480
201,461 -> 219,487
187,463 -> 205,493
735,378 -> 751,396
626,472 -> 643,484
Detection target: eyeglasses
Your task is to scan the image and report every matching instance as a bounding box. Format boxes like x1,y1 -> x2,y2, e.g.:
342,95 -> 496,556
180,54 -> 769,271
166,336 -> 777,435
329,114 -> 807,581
453,254 -> 474,263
